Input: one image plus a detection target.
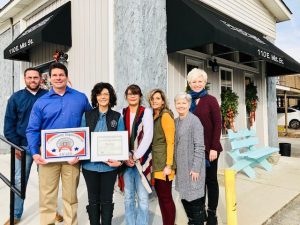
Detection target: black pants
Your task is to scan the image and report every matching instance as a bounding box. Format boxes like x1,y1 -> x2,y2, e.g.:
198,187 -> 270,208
206,156 -> 219,211
182,197 -> 205,209
82,169 -> 118,204
182,197 -> 205,225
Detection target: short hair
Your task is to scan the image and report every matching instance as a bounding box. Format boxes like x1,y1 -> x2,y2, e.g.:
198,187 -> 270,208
187,68 -> 208,83
91,82 -> 117,108
24,67 -> 41,77
148,89 -> 170,111
49,62 -> 68,77
174,92 -> 192,106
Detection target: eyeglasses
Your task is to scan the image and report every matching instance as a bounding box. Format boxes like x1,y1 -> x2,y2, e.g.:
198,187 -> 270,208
127,93 -> 139,97
97,93 -> 109,97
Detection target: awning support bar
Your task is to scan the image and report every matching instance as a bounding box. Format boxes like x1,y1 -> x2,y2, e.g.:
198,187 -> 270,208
212,51 -> 238,57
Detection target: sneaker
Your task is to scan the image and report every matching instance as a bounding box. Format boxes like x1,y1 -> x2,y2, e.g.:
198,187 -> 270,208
55,212 -> 64,223
3,218 -> 20,225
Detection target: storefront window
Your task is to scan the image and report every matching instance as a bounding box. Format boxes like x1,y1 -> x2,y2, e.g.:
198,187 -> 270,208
220,67 -> 233,135
245,73 -> 256,129
185,57 -> 204,91
220,68 -> 233,91
35,59 -> 69,90
41,73 -> 51,90
185,57 -> 204,73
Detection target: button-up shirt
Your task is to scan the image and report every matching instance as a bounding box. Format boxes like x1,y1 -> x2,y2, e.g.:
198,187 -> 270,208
81,111 -> 125,173
26,86 -> 92,155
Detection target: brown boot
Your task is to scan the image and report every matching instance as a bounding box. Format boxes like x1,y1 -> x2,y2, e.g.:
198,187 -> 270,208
55,212 -> 64,223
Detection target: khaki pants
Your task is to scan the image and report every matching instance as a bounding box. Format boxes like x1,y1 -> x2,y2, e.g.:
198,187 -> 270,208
39,162 -> 80,225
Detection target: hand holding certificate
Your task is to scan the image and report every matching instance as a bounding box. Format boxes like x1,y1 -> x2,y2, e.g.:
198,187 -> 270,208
91,131 -> 129,162
41,127 -> 90,163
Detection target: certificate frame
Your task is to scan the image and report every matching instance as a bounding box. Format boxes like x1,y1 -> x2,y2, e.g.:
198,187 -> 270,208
41,127 -> 90,163
91,131 -> 129,162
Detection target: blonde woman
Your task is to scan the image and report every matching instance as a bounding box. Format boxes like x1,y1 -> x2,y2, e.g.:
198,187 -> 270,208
187,68 -> 222,225
149,89 -> 176,225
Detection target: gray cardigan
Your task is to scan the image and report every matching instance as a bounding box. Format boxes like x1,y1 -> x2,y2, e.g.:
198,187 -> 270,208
175,112 -> 206,201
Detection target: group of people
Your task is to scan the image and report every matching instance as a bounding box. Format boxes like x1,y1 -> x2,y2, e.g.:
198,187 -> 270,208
4,62 -> 222,225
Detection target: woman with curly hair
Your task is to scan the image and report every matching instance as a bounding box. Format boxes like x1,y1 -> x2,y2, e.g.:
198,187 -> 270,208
81,82 -> 125,225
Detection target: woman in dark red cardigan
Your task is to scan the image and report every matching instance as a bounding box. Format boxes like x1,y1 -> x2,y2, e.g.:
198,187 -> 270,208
187,68 -> 223,225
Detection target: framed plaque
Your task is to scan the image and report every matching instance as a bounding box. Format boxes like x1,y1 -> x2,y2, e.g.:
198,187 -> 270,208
91,131 -> 129,162
41,127 -> 90,162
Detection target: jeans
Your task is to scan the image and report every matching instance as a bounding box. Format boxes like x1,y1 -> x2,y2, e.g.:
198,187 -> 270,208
14,147 -> 33,219
123,167 -> 149,225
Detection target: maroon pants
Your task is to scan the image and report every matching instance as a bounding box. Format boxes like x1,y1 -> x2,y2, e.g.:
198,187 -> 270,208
154,177 -> 176,225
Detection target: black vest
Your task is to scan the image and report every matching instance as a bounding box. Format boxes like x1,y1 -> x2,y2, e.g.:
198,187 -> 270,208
85,108 -> 121,132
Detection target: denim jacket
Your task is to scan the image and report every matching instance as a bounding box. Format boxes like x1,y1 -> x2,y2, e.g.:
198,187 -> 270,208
81,111 -> 125,172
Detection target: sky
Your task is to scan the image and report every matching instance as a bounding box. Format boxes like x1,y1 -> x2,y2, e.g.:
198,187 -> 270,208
0,0 -> 9,9
276,0 -> 300,63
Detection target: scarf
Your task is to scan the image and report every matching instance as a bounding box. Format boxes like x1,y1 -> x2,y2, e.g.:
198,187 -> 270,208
189,89 -> 208,112
118,106 -> 153,193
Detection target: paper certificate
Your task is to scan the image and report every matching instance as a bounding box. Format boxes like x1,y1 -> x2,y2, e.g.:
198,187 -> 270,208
41,127 -> 90,163
91,131 -> 129,162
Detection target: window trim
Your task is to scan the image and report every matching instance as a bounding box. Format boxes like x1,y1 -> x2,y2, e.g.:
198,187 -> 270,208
244,72 -> 257,129
219,67 -> 233,137
185,56 -> 204,75
219,67 -> 233,94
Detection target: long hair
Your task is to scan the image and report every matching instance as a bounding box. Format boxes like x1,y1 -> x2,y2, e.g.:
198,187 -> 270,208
148,89 -> 170,111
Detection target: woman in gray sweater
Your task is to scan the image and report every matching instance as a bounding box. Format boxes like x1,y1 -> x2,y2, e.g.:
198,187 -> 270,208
174,92 -> 206,225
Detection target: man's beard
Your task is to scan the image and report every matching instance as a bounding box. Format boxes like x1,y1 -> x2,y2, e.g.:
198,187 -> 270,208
26,83 -> 40,92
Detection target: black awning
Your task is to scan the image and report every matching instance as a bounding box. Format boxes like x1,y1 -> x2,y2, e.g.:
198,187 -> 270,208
167,0 -> 300,76
4,1 -> 71,61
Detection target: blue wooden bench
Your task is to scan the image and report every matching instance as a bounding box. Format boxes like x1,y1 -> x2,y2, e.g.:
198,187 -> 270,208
227,129 -> 279,178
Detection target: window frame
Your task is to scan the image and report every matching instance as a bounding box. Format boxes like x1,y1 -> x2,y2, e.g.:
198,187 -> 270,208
219,67 -> 233,136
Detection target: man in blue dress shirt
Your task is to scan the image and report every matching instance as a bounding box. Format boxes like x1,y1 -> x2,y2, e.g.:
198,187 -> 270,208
26,62 -> 91,225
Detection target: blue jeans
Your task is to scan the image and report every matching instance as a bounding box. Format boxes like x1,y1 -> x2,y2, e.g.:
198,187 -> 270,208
14,147 -> 33,219
123,167 -> 149,225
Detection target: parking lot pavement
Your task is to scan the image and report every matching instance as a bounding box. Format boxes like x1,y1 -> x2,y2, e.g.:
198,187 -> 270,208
264,193 -> 300,225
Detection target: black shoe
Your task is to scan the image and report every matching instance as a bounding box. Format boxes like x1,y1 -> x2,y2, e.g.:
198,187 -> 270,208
86,204 -> 101,225
207,209 -> 218,225
101,202 -> 114,225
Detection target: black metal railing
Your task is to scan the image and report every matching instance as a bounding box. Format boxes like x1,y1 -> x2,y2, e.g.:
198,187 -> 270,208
0,135 -> 26,225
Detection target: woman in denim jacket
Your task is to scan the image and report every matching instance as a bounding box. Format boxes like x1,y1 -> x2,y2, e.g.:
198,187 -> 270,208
81,82 -> 124,225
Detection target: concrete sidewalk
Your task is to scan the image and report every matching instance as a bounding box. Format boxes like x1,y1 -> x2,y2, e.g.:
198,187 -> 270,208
1,154 -> 300,225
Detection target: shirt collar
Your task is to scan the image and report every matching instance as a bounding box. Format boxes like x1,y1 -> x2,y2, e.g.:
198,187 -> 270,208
24,87 -> 40,95
49,86 -> 72,96
99,111 -> 107,117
